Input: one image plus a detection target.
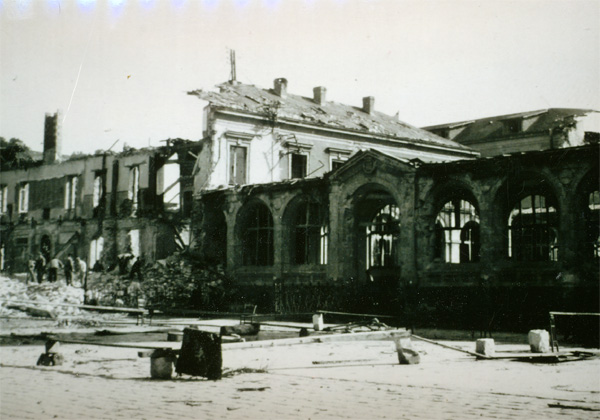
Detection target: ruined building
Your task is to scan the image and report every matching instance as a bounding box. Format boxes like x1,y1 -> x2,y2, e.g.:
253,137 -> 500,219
190,80 -> 599,329
0,112 -> 200,272
423,108 -> 600,157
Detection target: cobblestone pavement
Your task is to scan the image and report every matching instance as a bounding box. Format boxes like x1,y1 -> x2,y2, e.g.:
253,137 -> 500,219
1,338 -> 599,419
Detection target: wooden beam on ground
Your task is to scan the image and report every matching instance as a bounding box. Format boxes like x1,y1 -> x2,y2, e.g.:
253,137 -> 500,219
411,334 -> 492,359
316,310 -> 397,319
2,299 -> 145,315
222,329 -> 409,350
45,336 -> 178,351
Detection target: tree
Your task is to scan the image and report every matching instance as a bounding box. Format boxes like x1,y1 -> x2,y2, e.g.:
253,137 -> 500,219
0,137 -> 37,170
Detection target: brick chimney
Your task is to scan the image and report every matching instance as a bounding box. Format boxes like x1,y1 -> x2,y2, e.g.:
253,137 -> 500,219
274,78 -> 288,98
313,86 -> 326,105
362,96 -> 375,115
43,111 -> 62,164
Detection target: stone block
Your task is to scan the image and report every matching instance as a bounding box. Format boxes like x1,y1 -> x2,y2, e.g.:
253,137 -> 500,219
313,314 -> 324,331
475,338 -> 495,357
528,329 -> 551,353
150,349 -> 177,379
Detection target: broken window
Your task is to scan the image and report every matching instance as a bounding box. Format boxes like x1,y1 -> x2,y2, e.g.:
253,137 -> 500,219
18,183 -> 29,214
0,185 -> 7,214
330,160 -> 345,172
93,173 -> 104,209
64,176 -> 77,210
229,145 -> 247,185
366,204 -> 400,269
586,190 -> 600,260
128,166 -> 140,215
435,199 -> 480,263
508,194 -> 558,261
241,202 -> 274,266
89,237 -> 104,269
291,153 -> 308,179
293,201 -> 328,265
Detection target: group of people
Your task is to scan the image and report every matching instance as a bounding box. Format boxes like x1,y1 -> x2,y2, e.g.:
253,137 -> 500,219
27,253 -> 87,286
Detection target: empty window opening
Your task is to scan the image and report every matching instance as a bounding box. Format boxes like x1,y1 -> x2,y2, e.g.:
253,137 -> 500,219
128,166 -> 140,215
587,190 -> 600,260
157,162 -> 181,212
504,118 -> 522,134
93,174 -> 104,209
64,176 -> 77,211
42,208 -> 50,220
435,199 -> 480,263
508,194 -> 558,261
366,204 -> 400,269
229,145 -> 247,185
331,160 -> 345,172
0,185 -> 7,214
18,183 -> 29,214
89,237 -> 104,269
291,153 -> 308,179
241,203 -> 274,266
293,201 -> 328,265
127,229 -> 141,257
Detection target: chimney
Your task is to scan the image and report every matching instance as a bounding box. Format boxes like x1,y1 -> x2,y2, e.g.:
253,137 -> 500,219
362,96 -> 375,114
274,78 -> 288,98
43,111 -> 62,164
313,86 -> 327,105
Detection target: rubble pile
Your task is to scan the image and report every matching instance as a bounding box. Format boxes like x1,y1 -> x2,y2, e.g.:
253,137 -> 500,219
0,274 -> 84,318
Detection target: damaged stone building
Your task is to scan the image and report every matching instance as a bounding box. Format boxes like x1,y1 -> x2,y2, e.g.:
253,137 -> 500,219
0,112 -> 200,272
190,79 -> 599,329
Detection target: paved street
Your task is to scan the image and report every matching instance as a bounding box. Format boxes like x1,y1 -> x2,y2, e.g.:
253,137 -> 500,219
1,332 -> 599,419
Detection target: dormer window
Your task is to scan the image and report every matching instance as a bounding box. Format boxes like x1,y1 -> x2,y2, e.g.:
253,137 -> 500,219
504,118 -> 522,134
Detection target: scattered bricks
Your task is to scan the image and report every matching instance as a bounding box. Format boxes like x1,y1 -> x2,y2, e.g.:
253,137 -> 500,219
176,328 -> 222,380
150,349 -> 178,380
36,353 -> 64,366
528,330 -> 551,353
475,338 -> 495,357
392,333 -> 420,365
313,314 -> 324,331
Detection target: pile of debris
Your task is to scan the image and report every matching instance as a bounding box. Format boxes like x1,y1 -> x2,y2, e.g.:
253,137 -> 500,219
0,274 -> 84,318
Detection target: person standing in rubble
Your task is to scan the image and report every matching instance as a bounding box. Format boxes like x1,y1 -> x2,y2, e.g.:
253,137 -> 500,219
64,254 -> 75,286
75,256 -> 87,288
35,253 -> 46,283
47,257 -> 63,283
27,256 -> 36,284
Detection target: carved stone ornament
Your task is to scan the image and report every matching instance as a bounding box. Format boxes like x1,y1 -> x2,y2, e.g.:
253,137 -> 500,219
363,157 -> 376,174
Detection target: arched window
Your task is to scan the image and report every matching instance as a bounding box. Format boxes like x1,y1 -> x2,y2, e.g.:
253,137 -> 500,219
586,190 -> 600,260
366,204 -> 400,269
293,201 -> 327,265
508,194 -> 558,261
241,203 -> 274,266
435,199 -> 480,263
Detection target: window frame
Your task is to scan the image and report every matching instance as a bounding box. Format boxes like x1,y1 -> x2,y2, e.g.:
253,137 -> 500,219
241,202 -> 274,266
434,199 -> 481,264
292,200 -> 328,265
18,183 -> 29,214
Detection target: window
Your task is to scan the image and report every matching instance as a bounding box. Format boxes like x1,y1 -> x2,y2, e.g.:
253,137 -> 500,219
508,194 -> 558,261
0,185 -> 7,214
331,160 -> 345,172
93,174 -> 104,209
18,183 -> 29,214
229,145 -> 247,185
435,199 -> 480,263
504,118 -> 522,134
241,203 -> 274,266
291,153 -> 307,179
64,176 -> 77,210
293,201 -> 327,265
586,190 -> 600,260
128,166 -> 140,215
366,204 -> 400,269
326,147 -> 351,172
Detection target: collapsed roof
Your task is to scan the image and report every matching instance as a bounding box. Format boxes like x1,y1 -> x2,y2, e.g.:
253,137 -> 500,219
188,79 -> 473,153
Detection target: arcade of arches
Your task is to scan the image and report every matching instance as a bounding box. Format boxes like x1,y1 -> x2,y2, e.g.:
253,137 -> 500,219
195,146 -> 599,331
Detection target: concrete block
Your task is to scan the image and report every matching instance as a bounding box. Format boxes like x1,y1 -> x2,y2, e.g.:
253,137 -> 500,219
150,349 -> 177,379
528,329 -> 551,353
475,338 -> 495,357
313,314 -> 324,331
392,333 -> 420,365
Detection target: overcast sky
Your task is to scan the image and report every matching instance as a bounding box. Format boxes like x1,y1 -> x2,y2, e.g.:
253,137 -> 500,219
1,0 -> 599,155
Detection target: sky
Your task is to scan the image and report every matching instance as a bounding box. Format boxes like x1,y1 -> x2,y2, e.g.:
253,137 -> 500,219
1,0 -> 599,156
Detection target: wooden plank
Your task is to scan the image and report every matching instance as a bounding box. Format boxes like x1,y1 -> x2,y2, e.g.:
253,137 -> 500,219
222,329 -> 409,350
317,310 -> 397,319
411,334 -> 492,359
2,299 -> 145,314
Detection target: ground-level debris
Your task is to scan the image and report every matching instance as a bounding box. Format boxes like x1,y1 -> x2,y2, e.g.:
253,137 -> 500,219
312,359 -> 375,365
220,323 -> 260,336
548,403 -> 600,411
221,368 -> 268,377
176,328 -> 222,380
237,387 -> 270,392
411,334 -> 491,359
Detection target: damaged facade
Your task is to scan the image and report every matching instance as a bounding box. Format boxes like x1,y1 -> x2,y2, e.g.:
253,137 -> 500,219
423,108 -> 600,157
0,112 -> 200,272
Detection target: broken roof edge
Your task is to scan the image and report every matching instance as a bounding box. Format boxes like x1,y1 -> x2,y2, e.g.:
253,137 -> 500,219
423,108 -> 600,131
